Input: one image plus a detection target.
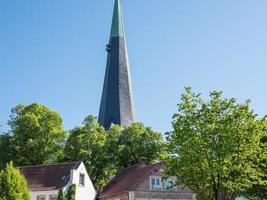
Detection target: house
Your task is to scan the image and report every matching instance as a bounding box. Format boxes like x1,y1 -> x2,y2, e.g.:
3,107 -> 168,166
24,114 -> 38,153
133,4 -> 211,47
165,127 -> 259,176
20,161 -> 96,200
98,161 -> 195,200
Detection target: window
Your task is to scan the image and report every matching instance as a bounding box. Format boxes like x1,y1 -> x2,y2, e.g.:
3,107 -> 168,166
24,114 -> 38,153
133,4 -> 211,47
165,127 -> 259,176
163,177 -> 177,191
129,191 -> 135,200
49,195 -> 57,200
37,195 -> 46,200
150,176 -> 161,190
79,173 -> 85,186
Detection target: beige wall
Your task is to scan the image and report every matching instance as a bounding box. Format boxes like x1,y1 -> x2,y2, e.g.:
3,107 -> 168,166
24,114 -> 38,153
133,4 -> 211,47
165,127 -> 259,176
100,193 -> 129,200
99,165 -> 195,200
134,168 -> 194,200
135,191 -> 194,200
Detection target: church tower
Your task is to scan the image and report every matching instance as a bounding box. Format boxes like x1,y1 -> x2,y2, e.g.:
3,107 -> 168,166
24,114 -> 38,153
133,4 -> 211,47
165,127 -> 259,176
98,0 -> 135,130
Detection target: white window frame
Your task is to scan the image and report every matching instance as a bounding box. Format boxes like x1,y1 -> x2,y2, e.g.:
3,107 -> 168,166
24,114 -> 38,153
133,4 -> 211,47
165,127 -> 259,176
129,191 -> 135,200
79,173 -> 85,187
49,195 -> 57,200
150,176 -> 162,190
37,195 -> 46,200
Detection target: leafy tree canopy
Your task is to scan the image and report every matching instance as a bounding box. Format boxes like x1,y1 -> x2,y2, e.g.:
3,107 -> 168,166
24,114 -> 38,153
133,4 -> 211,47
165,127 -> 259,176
8,103 -> 65,166
244,131 -> 267,199
116,122 -> 166,169
64,116 -> 114,188
0,162 -> 30,200
165,87 -> 267,200
0,134 -> 12,169
64,116 -> 165,189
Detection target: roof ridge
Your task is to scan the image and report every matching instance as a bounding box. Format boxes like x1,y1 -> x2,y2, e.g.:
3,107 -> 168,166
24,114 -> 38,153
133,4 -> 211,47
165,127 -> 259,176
120,162 -> 143,171
19,161 -> 82,169
129,161 -> 163,190
106,162 -> 142,185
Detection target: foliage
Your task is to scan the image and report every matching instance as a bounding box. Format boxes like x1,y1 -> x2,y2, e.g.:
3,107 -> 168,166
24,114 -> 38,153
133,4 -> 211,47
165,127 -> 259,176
244,133 -> 267,199
64,115 -> 115,188
64,116 -> 165,189
57,189 -> 66,200
116,122 -> 166,169
57,184 -> 76,200
8,103 -> 66,166
165,87 -> 267,200
0,134 -> 12,169
0,162 -> 30,200
66,184 -> 76,200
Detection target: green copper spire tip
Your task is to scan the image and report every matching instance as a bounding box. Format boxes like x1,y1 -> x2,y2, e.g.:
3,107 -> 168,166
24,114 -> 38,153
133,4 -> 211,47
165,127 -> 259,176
110,0 -> 124,38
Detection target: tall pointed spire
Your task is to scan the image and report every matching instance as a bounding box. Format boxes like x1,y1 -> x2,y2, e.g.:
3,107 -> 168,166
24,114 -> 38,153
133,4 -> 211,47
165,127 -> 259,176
98,0 -> 135,130
110,0 -> 124,38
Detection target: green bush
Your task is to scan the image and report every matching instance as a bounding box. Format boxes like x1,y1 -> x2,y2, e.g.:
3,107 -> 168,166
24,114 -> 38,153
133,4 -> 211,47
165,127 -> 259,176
0,162 -> 30,200
66,184 -> 76,200
57,184 -> 76,200
57,189 -> 66,200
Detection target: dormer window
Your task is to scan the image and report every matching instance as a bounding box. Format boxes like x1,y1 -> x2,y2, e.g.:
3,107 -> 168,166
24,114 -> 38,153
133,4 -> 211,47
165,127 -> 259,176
79,173 -> 85,186
150,176 -> 161,190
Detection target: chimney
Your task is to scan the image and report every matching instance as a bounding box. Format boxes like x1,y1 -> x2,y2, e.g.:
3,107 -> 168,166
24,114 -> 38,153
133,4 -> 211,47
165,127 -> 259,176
98,185 -> 104,193
138,157 -> 147,167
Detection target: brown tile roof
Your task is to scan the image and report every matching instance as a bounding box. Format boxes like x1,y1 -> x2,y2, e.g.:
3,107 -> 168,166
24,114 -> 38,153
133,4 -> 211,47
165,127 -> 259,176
19,161 -> 81,191
99,162 -> 163,198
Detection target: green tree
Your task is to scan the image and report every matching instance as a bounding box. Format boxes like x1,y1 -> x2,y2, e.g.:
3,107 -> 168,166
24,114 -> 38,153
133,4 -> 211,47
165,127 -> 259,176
66,184 -> 76,200
64,117 -> 165,188
244,134 -> 267,199
64,116 -> 114,188
57,189 -> 66,200
8,103 -> 65,166
0,134 -> 12,169
116,123 -> 165,169
0,162 -> 30,200
165,87 -> 267,200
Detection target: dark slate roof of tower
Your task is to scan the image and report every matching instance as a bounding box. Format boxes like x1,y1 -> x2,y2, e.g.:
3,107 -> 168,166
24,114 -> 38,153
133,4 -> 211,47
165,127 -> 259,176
98,0 -> 135,130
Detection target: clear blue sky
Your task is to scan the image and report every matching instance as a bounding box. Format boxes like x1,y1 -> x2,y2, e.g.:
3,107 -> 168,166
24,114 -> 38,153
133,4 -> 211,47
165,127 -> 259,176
1,0 -> 267,133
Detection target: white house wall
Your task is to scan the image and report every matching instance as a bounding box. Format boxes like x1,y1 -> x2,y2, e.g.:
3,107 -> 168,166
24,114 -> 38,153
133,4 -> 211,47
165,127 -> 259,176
30,190 -> 58,200
70,162 -> 96,200
28,162 -> 96,200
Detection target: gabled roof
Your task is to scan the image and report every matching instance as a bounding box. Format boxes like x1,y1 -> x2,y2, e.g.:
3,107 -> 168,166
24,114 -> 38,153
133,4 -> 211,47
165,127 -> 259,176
19,161 -> 82,191
99,162 -> 163,198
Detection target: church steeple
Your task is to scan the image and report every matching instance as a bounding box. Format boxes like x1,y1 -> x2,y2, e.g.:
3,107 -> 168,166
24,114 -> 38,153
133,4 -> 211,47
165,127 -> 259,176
110,0 -> 124,38
98,0 -> 135,130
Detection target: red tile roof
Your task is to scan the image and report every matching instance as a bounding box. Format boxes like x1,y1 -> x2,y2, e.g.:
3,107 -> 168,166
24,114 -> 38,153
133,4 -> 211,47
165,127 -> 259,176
19,161 -> 81,191
99,162 -> 163,198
